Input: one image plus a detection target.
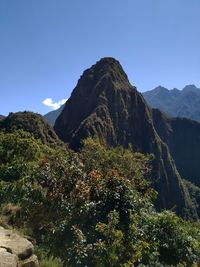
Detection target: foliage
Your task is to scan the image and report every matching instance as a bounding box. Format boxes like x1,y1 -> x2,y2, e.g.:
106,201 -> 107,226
0,130 -> 44,181
35,246 -> 62,267
184,179 -> 200,216
0,133 -> 200,266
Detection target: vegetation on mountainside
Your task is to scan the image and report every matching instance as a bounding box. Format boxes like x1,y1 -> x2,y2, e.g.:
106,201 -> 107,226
184,180 -> 200,217
152,108 -> 200,191
0,131 -> 200,266
0,111 -> 62,147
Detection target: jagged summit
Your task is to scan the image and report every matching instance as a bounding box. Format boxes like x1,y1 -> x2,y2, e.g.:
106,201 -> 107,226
44,58 -> 133,126
88,57 -> 128,79
76,57 -> 134,94
55,57 -> 140,147
91,57 -> 121,68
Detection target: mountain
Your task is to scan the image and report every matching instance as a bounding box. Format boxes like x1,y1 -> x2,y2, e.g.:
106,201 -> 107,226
152,108 -> 200,188
44,104 -> 65,125
143,85 -> 200,121
0,111 -> 62,147
44,84 -> 200,125
54,57 -> 196,218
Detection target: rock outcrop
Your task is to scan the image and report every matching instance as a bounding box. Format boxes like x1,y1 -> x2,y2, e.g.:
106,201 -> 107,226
0,227 -> 39,267
54,57 -> 196,218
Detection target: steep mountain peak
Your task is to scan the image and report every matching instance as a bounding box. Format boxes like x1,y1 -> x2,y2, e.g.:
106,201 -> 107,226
92,57 -> 121,68
89,57 -> 127,78
54,59 -> 196,218
75,57 -> 133,96
55,58 -> 138,147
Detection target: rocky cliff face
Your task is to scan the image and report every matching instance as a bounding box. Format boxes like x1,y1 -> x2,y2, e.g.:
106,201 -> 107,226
0,226 -> 39,267
152,108 -> 200,187
54,57 -> 196,218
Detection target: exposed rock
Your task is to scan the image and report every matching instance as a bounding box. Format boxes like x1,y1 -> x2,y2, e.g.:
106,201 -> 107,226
54,57 -> 196,218
0,247 -> 18,267
0,227 -> 39,267
21,255 -> 39,267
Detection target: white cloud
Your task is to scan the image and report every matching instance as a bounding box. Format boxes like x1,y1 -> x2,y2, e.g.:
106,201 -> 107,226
42,98 -> 67,110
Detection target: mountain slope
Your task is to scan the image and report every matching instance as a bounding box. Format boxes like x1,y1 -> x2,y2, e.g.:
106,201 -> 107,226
143,85 -> 200,121
152,108 -> 200,188
44,104 -> 65,126
54,57 -> 196,218
0,111 -> 62,147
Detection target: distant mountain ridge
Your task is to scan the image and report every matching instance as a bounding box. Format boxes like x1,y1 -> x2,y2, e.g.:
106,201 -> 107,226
44,104 -> 65,126
143,85 -> 200,121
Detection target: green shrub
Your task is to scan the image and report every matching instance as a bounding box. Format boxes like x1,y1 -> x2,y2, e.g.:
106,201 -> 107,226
0,134 -> 200,266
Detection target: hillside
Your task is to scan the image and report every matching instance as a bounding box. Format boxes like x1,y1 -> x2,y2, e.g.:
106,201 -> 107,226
1,133 -> 200,266
54,57 -> 195,218
0,111 -> 62,147
143,85 -> 200,121
152,108 -> 200,187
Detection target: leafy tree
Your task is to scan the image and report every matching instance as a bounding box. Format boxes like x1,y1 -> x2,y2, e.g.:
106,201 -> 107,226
0,130 -> 44,181
0,135 -> 200,266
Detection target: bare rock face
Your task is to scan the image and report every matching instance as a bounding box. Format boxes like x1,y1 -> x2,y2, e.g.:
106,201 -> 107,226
0,227 -> 39,267
0,247 -> 18,267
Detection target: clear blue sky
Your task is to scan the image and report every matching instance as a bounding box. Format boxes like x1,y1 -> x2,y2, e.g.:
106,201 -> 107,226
1,0 -> 200,115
